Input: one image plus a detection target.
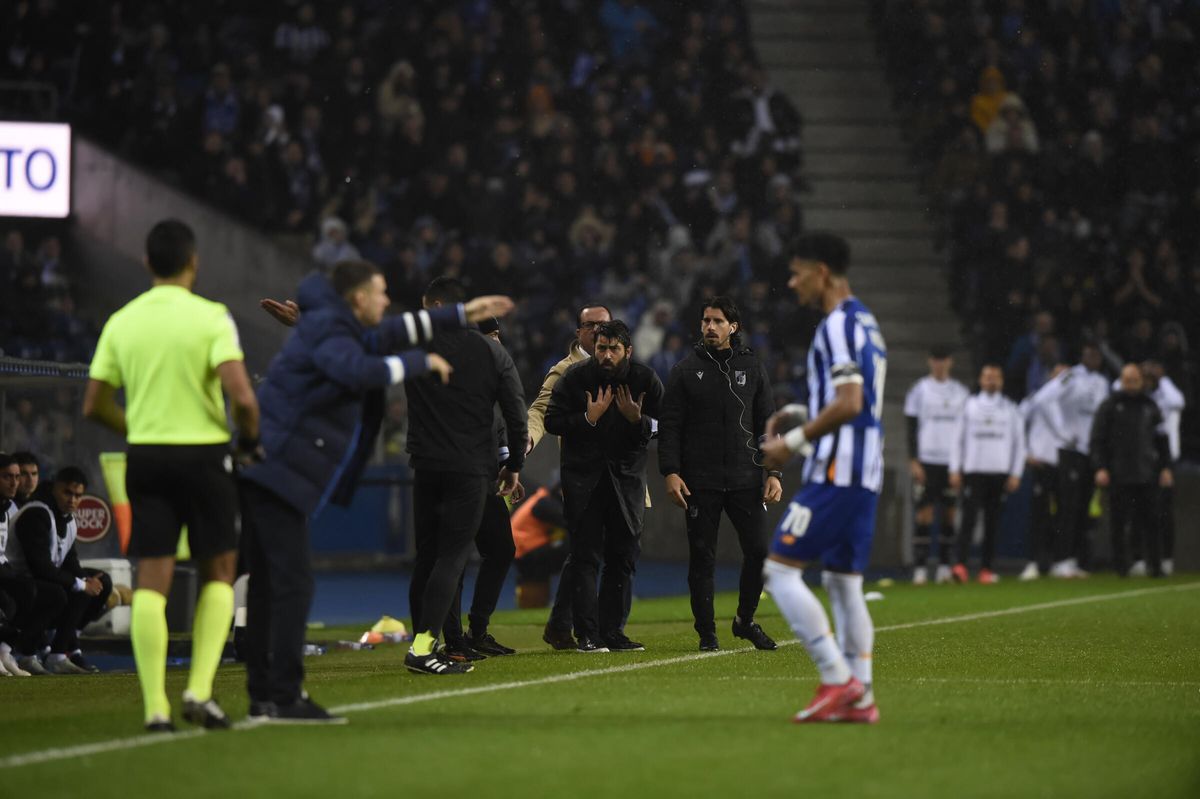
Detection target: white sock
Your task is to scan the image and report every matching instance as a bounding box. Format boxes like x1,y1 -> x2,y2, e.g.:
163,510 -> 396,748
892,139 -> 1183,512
824,571 -> 874,702
763,560 -> 850,685
0,642 -> 10,656
47,653 -> 68,664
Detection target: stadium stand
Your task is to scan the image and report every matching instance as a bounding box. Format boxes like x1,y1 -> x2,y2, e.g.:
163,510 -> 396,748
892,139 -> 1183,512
1,0 -> 816,408
874,0 -> 1199,457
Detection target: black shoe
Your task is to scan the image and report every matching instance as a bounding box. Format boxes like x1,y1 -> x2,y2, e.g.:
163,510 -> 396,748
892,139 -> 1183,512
144,716 -> 175,733
247,700 -> 277,724
732,619 -> 777,650
69,651 -> 100,673
271,695 -> 347,725
405,651 -> 474,675
468,631 -> 516,656
181,693 -> 232,730
698,633 -> 720,652
604,633 -> 645,652
575,637 -> 610,653
442,638 -> 488,662
543,625 -> 577,651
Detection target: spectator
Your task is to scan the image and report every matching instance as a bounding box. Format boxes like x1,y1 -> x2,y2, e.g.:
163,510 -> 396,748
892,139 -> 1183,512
985,95 -> 1039,154
311,217 -> 360,269
273,3 -> 330,67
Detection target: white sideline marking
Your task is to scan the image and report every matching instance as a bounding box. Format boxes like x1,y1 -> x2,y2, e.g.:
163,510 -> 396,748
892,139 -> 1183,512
2,581 -> 1197,770
711,676 -> 1200,689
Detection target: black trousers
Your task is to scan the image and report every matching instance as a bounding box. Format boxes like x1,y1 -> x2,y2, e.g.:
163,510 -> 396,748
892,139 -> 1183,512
1159,482 -> 1176,560
685,487 -> 767,636
1029,463 -> 1059,572
545,554 -> 576,634
444,493 -> 515,641
568,477 -> 640,641
1110,483 -> 1160,577
912,463 -> 957,565
957,473 -> 1008,570
409,470 -> 488,641
1057,449 -> 1095,564
239,480 -> 314,706
48,569 -> 112,653
0,572 -> 66,654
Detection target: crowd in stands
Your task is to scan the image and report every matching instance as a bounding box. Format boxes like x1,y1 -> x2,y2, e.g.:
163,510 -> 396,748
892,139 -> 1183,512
0,226 -> 97,363
1,0 -> 814,404
876,0 -> 1200,459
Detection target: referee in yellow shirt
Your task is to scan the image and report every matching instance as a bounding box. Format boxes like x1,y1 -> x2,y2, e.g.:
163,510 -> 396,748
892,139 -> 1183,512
83,219 -> 260,732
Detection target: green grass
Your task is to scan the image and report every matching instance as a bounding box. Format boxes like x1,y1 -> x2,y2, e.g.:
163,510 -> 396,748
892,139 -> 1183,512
2,576 -> 1199,798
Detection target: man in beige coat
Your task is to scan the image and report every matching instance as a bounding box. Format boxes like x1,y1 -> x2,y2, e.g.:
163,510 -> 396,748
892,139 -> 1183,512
527,303 -> 630,649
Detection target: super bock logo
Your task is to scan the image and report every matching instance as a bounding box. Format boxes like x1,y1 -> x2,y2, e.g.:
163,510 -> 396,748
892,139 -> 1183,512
734,370 -> 746,386
74,495 -> 112,544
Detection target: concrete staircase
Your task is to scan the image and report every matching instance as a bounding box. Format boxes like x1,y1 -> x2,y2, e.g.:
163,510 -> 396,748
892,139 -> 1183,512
750,0 -> 958,473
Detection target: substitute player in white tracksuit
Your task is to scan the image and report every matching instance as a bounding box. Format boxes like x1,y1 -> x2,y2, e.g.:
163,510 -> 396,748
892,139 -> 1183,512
949,365 -> 1025,583
1018,364 -> 1070,580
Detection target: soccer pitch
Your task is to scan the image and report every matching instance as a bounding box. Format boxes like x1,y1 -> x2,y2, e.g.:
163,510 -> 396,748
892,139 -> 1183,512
2,576 -> 1197,798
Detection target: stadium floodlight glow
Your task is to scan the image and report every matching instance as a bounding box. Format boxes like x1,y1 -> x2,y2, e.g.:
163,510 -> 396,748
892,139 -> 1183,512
0,121 -> 71,218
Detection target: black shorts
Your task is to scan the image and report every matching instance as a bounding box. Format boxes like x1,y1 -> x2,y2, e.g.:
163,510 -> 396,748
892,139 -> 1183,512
126,444 -> 238,560
913,463 -> 955,508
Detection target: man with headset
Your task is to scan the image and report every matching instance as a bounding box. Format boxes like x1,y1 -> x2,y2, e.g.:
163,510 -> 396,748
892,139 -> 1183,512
658,296 -> 782,651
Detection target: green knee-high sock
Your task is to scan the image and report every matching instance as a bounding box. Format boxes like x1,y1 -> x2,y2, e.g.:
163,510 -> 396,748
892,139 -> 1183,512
131,589 -> 170,722
186,582 -> 234,702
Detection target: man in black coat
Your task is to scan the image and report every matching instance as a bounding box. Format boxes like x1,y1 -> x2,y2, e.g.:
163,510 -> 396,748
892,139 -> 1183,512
658,296 -> 782,652
405,277 -> 527,673
545,320 -> 664,652
1091,363 -> 1173,577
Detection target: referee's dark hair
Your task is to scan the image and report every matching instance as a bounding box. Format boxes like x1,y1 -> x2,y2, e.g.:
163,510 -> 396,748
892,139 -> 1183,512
594,320 -> 632,349
53,465 -> 89,488
145,219 -> 197,278
787,232 -> 851,275
331,260 -> 381,299
423,276 -> 467,305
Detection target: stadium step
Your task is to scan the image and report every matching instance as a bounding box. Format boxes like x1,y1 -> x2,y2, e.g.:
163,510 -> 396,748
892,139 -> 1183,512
804,122 -> 908,150
789,94 -> 896,122
809,178 -> 926,207
757,39 -> 880,70
801,206 -> 932,235
805,151 -> 913,178
749,10 -> 871,39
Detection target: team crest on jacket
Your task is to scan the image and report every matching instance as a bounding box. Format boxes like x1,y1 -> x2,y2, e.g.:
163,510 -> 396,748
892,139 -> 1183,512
695,371 -> 704,380
735,370 -> 746,386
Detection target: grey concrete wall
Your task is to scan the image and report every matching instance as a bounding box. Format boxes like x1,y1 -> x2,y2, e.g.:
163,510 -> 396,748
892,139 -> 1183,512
71,136 -> 298,373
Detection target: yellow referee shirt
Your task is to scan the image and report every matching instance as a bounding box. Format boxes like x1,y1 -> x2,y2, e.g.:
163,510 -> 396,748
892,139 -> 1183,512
89,285 -> 245,445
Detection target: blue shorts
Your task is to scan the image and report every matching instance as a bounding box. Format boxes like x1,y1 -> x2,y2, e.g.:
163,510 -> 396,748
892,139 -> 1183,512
770,483 -> 879,573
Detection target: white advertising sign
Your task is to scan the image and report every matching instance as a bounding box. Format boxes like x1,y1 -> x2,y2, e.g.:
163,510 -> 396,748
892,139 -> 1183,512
0,121 -> 71,218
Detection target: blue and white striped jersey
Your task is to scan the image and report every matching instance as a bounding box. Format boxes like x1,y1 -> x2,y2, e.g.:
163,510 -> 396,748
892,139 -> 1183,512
803,297 -> 886,493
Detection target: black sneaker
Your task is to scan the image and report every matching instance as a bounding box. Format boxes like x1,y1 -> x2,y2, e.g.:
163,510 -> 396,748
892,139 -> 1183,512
575,637 -> 610,653
247,700 -> 277,724
468,631 -> 516,656
604,633 -> 645,652
181,692 -> 232,730
144,715 -> 176,733
698,633 -> 720,652
732,619 -> 777,650
271,695 -> 347,725
442,638 -> 488,662
405,651 -> 474,675
543,625 -> 577,651
69,651 -> 100,673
